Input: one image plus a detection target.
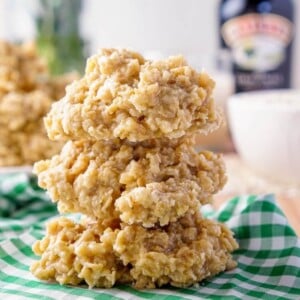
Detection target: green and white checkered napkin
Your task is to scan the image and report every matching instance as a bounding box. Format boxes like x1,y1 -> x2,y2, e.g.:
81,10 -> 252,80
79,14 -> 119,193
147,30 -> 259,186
0,173 -> 299,300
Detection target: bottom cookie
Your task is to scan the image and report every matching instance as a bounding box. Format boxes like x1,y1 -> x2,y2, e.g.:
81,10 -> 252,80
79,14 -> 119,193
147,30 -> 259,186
31,212 -> 238,289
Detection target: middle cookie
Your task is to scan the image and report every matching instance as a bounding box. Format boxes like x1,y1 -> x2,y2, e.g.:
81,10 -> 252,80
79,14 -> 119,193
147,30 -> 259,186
34,138 -> 226,225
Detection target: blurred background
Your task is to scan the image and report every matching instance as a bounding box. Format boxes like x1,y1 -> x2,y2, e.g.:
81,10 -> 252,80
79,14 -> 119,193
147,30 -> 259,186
0,0 -> 299,83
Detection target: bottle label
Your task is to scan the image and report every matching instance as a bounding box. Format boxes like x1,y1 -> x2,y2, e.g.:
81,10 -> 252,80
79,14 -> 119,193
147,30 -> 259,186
221,13 -> 293,72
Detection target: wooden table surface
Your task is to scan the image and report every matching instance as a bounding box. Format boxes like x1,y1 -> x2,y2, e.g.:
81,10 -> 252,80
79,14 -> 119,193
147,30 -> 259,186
214,154 -> 300,236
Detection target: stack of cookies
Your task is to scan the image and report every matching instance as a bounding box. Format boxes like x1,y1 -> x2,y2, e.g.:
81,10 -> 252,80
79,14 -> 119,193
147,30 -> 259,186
31,49 -> 238,289
0,40 -> 76,166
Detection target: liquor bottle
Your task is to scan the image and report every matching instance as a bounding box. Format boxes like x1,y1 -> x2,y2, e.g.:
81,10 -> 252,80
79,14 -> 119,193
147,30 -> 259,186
219,0 -> 294,92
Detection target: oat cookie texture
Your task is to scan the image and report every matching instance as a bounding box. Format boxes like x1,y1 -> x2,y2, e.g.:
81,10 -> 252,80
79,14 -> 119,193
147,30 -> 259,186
31,48 -> 238,289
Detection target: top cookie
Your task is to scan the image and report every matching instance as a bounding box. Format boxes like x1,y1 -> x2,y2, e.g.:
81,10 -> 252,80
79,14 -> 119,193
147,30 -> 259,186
45,49 -> 220,142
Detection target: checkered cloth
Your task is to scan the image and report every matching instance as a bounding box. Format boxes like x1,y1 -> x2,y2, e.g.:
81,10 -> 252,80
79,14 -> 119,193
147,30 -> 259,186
0,173 -> 299,299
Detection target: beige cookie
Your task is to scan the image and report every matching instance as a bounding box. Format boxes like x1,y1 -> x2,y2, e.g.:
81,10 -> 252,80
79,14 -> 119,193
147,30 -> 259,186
0,40 -> 47,93
34,138 -> 226,223
31,217 -> 131,288
45,48 -> 220,142
0,91 -> 63,166
31,212 -> 238,289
